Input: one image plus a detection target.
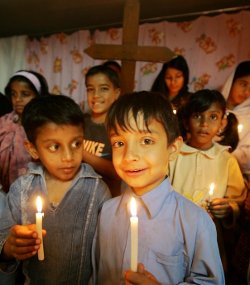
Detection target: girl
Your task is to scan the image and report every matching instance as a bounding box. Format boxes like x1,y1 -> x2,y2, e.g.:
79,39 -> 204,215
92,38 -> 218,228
221,60 -> 250,182
151,55 -> 191,111
169,89 -> 247,276
0,70 -> 49,193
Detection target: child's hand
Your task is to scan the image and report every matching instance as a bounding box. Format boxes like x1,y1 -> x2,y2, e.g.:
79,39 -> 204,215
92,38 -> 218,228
2,224 -> 46,261
125,263 -> 161,285
208,198 -> 232,219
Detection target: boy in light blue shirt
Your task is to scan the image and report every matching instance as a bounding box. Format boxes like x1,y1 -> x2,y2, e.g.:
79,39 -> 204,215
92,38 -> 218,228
93,91 -> 225,284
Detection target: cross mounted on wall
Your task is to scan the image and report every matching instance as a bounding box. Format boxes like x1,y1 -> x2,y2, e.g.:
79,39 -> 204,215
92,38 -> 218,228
84,0 -> 175,94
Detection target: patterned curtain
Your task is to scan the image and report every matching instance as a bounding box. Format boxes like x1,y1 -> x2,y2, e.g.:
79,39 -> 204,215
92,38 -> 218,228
24,10 -> 250,109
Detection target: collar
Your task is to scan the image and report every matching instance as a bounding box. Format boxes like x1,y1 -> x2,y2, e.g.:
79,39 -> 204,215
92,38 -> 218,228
116,178 -> 173,219
27,161 -> 102,180
181,142 -> 230,159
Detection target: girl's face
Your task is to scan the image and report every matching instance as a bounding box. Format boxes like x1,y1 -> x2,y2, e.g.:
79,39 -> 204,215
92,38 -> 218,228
187,103 -> 224,150
227,75 -> 250,109
164,67 -> 184,98
86,73 -> 120,123
10,80 -> 37,116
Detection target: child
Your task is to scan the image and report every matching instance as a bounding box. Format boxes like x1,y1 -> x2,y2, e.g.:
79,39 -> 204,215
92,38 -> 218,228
170,89 -> 247,276
221,60 -> 250,181
151,55 -> 191,111
83,64 -> 121,196
93,91 -> 225,284
0,70 -> 49,193
0,95 -> 110,284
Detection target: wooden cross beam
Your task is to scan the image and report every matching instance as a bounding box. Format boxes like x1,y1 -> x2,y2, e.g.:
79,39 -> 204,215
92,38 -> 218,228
85,0 -> 175,94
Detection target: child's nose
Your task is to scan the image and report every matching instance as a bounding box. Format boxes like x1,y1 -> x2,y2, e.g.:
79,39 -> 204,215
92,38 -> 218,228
124,144 -> 140,161
62,148 -> 73,161
200,117 -> 209,126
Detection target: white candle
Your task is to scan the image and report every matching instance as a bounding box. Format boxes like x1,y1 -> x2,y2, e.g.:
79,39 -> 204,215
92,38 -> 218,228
36,196 -> 44,261
208,183 -> 215,202
238,124 -> 243,133
130,197 -> 138,272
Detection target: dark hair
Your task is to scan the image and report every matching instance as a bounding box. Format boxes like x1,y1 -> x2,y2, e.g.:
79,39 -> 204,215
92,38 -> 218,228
219,112 -> 239,152
106,91 -> 180,145
22,95 -> 84,144
151,55 -> 189,97
233,61 -> 250,82
85,65 -> 120,89
0,92 -> 12,116
178,89 -> 239,150
102,60 -> 121,74
5,70 -> 49,103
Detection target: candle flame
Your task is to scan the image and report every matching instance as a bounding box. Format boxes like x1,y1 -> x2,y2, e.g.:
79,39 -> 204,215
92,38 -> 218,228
130,197 -> 137,217
209,183 -> 215,196
36,196 -> 43,213
238,124 -> 243,133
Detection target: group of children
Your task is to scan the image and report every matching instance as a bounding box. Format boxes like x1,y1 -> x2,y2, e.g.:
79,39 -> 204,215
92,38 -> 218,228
0,59 -> 249,285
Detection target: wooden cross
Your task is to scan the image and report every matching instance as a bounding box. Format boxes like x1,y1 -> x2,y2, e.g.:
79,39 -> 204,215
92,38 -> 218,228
84,0 -> 175,94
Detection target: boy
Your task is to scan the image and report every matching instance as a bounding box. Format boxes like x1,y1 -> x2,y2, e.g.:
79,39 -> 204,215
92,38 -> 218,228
94,91 -> 225,284
83,65 -> 121,196
0,95 -> 110,284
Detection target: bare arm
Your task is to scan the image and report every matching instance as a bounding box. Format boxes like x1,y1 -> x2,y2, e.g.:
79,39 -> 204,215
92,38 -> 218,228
82,150 -> 120,180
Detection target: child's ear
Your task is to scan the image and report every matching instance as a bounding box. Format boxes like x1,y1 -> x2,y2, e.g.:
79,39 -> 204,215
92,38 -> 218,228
115,88 -> 121,99
168,136 -> 183,161
24,140 -> 39,160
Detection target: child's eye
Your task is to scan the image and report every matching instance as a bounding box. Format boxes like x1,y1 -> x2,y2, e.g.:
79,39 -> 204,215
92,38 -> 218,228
100,86 -> 109,92
72,140 -> 82,149
48,144 -> 59,152
210,114 -> 218,121
86,87 -> 94,93
192,113 -> 201,120
112,141 -> 124,148
142,138 -> 154,145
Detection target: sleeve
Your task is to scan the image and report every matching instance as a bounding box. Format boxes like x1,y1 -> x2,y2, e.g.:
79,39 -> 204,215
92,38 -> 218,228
182,213 -> 225,285
0,180 -> 22,275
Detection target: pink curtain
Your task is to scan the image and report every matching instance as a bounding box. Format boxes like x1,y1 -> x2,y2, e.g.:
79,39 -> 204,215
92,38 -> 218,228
26,10 -> 250,109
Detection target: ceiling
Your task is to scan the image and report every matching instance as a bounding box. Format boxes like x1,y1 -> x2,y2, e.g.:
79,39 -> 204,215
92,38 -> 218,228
0,0 -> 249,38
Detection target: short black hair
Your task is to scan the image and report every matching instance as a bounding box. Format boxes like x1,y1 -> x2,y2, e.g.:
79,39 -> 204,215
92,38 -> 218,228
85,65 -> 120,89
22,95 -> 84,144
106,91 -> 180,145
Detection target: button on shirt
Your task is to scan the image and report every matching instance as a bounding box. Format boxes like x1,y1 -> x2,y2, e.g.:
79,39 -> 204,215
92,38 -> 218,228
95,178 -> 225,285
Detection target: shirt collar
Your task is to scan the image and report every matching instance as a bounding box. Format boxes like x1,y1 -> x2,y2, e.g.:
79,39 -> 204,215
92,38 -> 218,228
116,178 -> 173,219
181,142 -> 230,159
27,161 -> 102,180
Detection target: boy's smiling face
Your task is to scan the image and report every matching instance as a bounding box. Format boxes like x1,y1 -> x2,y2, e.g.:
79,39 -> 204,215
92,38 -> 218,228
110,112 -> 181,195
86,73 -> 120,123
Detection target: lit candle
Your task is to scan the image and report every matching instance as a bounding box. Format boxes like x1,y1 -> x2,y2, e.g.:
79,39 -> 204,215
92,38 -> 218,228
238,124 -> 243,133
130,197 -> 138,272
208,183 -> 215,203
36,196 -> 44,261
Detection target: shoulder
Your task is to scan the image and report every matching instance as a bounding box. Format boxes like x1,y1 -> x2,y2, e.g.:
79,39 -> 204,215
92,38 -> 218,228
100,195 -> 121,216
173,190 -> 213,226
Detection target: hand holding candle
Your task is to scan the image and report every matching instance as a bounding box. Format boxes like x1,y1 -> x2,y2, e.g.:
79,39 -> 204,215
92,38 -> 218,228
130,197 -> 138,272
36,196 -> 44,261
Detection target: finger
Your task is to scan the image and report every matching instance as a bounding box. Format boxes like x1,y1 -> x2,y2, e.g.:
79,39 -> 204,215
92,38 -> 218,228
11,225 -> 37,239
137,263 -> 145,273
